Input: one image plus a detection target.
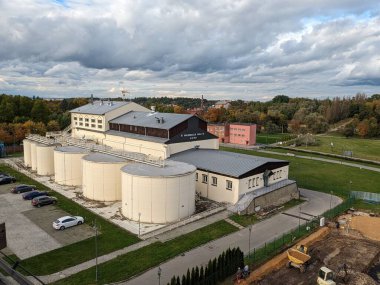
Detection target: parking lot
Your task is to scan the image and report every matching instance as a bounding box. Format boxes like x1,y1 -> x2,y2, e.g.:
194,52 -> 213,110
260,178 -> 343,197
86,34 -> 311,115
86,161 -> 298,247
0,183 -> 94,259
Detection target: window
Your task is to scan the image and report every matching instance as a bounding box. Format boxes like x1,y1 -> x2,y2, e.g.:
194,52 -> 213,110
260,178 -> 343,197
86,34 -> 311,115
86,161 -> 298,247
79,117 -> 83,121
202,174 -> 208,184
98,119 -> 102,123
73,117 -> 77,121
91,124 -> 95,128
91,118 -> 95,123
79,122 -> 83,126
226,180 -> 232,190
85,123 -> 89,127
195,173 -> 198,181
85,118 -> 89,122
98,125 -> 102,129
248,179 -> 251,188
212,177 -> 217,186
256,177 -> 259,186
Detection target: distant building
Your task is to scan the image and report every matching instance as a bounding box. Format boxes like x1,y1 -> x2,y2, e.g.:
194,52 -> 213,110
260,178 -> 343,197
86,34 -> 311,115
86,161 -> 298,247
207,123 -> 230,143
229,123 -> 256,145
214,100 -> 231,109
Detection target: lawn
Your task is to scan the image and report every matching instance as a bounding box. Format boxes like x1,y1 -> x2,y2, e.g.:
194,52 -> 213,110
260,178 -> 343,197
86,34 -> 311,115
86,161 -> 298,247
0,163 -> 140,275
256,133 -> 295,145
53,220 -> 238,285
230,199 -> 305,227
221,147 -> 380,198
293,135 -> 380,162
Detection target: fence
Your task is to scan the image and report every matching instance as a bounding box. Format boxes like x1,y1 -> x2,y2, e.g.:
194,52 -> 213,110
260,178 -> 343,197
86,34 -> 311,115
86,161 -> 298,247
350,191 -> 380,204
245,196 -> 355,266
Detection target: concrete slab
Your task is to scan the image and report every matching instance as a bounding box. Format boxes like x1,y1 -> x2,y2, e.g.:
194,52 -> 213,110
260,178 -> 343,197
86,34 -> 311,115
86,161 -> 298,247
23,207 -> 94,246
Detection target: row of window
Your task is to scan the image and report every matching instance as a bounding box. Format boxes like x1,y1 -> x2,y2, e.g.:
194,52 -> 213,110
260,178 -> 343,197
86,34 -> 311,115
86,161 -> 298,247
195,173 -> 233,190
75,122 -> 103,129
232,133 -> 245,137
248,177 -> 260,188
273,170 -> 283,180
73,117 -> 102,124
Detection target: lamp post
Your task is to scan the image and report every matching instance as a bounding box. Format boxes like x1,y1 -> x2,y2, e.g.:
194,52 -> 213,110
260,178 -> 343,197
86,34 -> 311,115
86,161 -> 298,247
93,219 -> 98,283
138,212 -> 141,237
248,225 -> 252,259
158,267 -> 162,285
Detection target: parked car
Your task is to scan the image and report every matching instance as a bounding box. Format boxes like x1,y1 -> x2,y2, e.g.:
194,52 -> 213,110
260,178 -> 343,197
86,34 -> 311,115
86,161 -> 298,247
0,176 -> 16,185
11,184 -> 36,194
22,191 -> 48,200
53,216 -> 84,230
31,196 -> 57,207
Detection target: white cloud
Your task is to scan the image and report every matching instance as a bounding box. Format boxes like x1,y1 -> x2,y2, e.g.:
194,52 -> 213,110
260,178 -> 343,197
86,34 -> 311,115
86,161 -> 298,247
0,0 -> 379,99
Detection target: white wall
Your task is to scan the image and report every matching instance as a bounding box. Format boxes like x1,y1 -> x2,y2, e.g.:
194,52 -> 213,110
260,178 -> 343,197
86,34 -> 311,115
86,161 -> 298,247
36,145 -> 55,176
23,139 -> 31,167
239,165 -> 289,196
167,138 -> 219,157
54,151 -> 86,186
194,170 -> 240,204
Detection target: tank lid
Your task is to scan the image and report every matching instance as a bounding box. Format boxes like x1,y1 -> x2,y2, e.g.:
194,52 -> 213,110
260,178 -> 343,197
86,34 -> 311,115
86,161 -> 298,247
83,153 -> 126,163
55,146 -> 88,153
121,160 -> 196,177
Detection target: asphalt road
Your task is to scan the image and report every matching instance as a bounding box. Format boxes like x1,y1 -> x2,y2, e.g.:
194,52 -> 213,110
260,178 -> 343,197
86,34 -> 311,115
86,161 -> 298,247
125,189 -> 342,285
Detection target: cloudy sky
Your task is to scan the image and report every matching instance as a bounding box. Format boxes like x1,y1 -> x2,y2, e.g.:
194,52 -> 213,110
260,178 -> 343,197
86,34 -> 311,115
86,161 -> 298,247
0,0 -> 379,100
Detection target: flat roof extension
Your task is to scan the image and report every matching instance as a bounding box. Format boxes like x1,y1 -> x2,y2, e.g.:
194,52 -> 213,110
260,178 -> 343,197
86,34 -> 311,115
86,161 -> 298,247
70,101 -> 129,115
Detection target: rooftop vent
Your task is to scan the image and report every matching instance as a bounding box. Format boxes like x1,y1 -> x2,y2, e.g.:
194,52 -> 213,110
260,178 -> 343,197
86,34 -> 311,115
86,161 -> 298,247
107,99 -> 113,106
151,106 -> 156,112
155,117 -> 160,123
100,100 -> 104,106
161,117 -> 165,124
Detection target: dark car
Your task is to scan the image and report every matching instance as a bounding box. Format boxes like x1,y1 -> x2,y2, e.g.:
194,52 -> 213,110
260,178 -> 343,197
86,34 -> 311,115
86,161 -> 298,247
31,196 -> 57,207
22,191 -> 48,200
11,185 -> 36,194
0,176 -> 16,185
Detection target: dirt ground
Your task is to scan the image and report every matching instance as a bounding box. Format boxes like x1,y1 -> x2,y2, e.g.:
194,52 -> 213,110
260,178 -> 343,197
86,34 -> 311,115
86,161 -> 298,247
350,216 -> 380,241
252,230 -> 380,285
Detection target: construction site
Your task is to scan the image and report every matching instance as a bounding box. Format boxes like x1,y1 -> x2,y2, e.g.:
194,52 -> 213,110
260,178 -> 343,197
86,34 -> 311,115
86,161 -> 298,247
246,213 -> 380,285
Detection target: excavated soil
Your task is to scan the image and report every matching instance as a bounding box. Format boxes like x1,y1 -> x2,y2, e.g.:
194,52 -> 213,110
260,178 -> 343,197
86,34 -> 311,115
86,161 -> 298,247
350,216 -> 380,241
253,231 -> 380,285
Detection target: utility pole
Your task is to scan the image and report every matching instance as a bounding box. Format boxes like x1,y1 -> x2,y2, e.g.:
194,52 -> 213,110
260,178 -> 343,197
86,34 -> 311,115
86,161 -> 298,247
248,225 -> 252,259
158,267 -> 162,285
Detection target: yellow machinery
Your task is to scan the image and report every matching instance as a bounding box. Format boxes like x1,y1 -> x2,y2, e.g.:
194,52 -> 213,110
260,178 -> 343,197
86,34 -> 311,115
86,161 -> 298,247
317,267 -> 336,285
286,245 -> 311,273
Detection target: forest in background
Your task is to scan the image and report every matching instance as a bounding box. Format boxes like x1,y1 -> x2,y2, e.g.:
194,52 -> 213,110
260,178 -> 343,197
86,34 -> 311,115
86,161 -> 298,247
0,93 -> 379,146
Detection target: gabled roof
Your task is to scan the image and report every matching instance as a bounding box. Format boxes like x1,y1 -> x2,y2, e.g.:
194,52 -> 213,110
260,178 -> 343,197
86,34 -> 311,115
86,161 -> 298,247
109,111 -> 193,130
169,149 -> 288,178
70,101 -> 130,115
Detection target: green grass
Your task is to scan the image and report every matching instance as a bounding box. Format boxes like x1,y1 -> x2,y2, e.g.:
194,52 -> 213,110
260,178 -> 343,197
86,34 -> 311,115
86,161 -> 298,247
53,220 -> 238,285
221,147 -> 380,198
352,200 -> 380,214
0,164 -> 140,275
230,199 -> 304,227
256,133 -> 295,145
293,135 -> 380,162
266,147 -> 380,169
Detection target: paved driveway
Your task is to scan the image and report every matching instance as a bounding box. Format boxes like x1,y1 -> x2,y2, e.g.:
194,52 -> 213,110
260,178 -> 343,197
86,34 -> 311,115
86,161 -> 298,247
125,189 -> 342,285
0,184 -> 93,259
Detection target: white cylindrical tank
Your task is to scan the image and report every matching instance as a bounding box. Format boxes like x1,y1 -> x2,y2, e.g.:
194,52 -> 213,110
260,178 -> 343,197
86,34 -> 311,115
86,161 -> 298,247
54,146 -> 88,186
23,139 -> 32,167
36,144 -> 59,176
30,141 -> 39,171
121,160 -> 197,224
82,153 -> 128,202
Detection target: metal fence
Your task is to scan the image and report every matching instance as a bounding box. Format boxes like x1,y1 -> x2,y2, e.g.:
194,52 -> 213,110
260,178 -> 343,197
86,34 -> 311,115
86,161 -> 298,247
245,196 -> 355,266
350,191 -> 380,203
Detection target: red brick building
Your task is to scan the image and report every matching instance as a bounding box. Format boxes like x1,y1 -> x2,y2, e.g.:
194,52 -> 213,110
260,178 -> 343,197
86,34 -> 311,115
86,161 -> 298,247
207,124 -> 230,143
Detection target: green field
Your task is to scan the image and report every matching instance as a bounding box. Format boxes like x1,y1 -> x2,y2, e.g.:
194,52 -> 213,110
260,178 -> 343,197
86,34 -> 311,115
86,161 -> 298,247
0,164 -> 140,275
293,135 -> 380,162
256,133 -> 295,144
53,220 -> 238,285
221,147 -> 380,198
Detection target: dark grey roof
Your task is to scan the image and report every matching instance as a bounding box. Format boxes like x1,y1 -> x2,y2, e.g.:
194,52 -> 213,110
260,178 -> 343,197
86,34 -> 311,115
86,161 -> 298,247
169,149 -> 287,178
109,111 -> 192,130
70,101 -> 129,115
121,160 -> 196,177
106,130 -> 168,144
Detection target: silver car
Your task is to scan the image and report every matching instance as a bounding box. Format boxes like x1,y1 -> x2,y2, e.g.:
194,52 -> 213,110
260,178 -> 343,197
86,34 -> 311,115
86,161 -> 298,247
52,216 -> 84,230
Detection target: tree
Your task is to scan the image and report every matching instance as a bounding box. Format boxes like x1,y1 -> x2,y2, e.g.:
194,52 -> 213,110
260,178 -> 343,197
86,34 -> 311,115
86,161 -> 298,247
342,124 -> 355,138
272,95 -> 289,103
31,100 -> 50,123
357,119 -> 369,137
47,120 -> 60,131
0,100 -> 15,123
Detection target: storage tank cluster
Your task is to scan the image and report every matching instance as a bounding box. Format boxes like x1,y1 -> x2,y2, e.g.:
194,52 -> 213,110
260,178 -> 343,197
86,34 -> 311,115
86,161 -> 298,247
23,139 -> 198,224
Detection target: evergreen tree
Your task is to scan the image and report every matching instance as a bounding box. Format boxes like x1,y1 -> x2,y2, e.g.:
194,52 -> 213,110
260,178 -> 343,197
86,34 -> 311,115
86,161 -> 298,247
199,266 -> 204,285
176,276 -> 181,285
194,266 -> 200,285
212,258 -> 217,285
182,275 -> 186,285
191,267 -> 196,285
170,276 -> 177,285
186,269 -> 191,285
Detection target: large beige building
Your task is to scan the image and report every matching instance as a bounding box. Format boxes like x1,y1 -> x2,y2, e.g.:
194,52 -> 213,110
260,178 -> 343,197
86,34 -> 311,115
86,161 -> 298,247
24,100 -> 297,223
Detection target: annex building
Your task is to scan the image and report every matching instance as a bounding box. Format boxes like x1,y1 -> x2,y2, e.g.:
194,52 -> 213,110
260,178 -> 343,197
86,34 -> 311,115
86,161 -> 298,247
23,100 -> 298,224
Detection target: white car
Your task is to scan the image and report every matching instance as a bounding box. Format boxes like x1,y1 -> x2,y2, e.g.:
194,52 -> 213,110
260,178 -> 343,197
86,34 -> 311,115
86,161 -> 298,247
53,216 -> 84,230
